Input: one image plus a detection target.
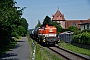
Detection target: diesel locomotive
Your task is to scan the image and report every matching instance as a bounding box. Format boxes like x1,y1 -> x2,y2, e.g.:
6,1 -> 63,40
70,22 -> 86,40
30,24 -> 60,44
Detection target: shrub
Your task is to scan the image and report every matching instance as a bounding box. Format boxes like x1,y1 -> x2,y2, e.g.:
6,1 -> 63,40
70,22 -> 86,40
72,32 -> 90,44
82,29 -> 90,33
68,26 -> 79,32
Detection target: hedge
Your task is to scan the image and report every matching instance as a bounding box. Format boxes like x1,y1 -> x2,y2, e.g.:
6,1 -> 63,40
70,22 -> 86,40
72,32 -> 90,45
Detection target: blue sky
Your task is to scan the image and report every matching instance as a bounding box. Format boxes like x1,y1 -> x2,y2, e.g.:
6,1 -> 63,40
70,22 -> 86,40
15,0 -> 90,29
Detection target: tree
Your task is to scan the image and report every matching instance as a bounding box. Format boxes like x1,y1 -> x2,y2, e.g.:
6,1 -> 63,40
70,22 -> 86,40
17,26 -> 26,36
19,18 -> 28,35
43,16 -> 52,25
51,22 -> 63,33
0,0 -> 28,46
68,26 -> 79,32
35,20 -> 41,28
0,0 -> 17,44
11,18 -> 28,37
0,0 -> 28,56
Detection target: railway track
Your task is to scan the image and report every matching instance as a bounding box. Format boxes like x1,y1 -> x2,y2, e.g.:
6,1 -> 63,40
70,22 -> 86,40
47,45 -> 90,60
32,37 -> 90,60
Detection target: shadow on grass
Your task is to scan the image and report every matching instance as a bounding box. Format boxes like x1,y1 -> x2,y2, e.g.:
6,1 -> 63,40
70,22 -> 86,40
15,40 -> 25,42
0,53 -> 19,60
0,41 -> 23,59
13,44 -> 21,49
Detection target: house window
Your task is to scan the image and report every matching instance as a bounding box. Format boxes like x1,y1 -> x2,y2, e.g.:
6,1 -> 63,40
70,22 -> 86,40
84,25 -> 85,29
87,24 -> 89,29
72,22 -> 76,26
58,16 -> 60,18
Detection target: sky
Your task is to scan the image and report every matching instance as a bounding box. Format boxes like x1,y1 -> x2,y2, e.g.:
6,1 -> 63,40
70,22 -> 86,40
15,0 -> 90,29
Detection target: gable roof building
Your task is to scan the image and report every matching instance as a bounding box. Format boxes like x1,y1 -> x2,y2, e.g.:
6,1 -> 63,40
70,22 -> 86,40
52,9 -> 65,20
52,9 -> 90,29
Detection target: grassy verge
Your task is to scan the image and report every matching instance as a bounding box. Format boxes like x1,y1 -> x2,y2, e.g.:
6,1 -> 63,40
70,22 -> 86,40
0,36 -> 22,57
34,42 -> 50,60
27,36 -> 33,60
33,41 -> 62,60
58,41 -> 90,56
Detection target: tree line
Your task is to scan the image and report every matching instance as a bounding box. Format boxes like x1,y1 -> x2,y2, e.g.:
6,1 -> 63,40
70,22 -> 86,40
0,0 -> 28,49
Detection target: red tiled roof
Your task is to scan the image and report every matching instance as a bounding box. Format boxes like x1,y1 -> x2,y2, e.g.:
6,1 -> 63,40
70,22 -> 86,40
52,9 -> 65,20
79,18 -> 90,25
65,20 -> 88,29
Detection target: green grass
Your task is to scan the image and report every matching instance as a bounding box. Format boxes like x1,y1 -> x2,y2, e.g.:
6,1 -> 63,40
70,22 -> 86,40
27,36 -> 33,60
33,40 -> 62,60
58,41 -> 90,56
34,42 -> 50,60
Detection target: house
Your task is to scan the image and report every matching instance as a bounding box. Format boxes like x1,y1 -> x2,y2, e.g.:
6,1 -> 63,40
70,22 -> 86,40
79,20 -> 90,30
52,9 -> 66,29
52,9 -> 90,29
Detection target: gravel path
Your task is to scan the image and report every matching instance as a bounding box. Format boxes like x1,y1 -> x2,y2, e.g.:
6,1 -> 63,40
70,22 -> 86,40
0,37 -> 30,60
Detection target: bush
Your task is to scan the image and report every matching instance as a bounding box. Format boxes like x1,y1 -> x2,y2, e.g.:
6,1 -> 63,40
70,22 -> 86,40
72,32 -> 90,44
68,26 -> 79,32
82,29 -> 90,33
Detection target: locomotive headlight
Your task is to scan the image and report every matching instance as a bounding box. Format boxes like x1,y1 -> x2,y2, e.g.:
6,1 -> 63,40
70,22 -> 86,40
58,39 -> 60,42
43,39 -> 46,42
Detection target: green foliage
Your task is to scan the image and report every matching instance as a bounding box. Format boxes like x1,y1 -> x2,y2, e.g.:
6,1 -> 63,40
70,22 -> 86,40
73,29 -> 90,35
73,30 -> 82,35
73,29 -> 90,45
72,32 -> 90,44
51,22 -> 63,33
17,26 -> 26,36
82,29 -> 90,33
19,18 -> 28,35
68,26 -> 79,32
0,0 -> 28,54
35,20 -> 41,28
43,16 -> 52,25
0,0 -> 16,46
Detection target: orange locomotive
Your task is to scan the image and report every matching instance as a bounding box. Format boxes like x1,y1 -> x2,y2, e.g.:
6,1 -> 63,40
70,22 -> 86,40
30,24 -> 60,44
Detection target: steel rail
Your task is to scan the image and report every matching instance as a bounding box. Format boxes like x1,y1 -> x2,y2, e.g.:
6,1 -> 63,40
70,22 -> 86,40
47,46 -> 90,60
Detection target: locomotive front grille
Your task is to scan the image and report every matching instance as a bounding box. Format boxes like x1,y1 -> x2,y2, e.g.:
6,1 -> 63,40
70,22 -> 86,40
46,37 -> 58,42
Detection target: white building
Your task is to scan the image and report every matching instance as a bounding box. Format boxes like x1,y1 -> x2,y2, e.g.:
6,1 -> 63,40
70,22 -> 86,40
79,23 -> 90,30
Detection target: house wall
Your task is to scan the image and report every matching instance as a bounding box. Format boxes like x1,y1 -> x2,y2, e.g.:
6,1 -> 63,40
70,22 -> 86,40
53,21 -> 65,29
80,24 -> 90,30
81,25 -> 84,30
60,21 -> 65,29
